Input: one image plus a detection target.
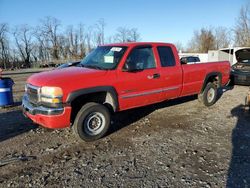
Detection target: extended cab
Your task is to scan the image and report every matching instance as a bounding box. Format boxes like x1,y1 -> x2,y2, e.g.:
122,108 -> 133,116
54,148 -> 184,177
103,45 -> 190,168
22,42 -> 230,141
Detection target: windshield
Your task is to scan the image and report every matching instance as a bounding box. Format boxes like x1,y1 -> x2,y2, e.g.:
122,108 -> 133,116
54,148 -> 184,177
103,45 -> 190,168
79,46 -> 127,70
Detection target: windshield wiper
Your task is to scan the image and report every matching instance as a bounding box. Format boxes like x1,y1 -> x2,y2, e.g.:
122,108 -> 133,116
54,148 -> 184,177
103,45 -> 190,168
82,64 -> 106,70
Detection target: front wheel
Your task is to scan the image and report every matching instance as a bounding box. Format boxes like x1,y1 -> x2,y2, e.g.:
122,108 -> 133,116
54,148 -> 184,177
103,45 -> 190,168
198,83 -> 218,107
73,102 -> 111,142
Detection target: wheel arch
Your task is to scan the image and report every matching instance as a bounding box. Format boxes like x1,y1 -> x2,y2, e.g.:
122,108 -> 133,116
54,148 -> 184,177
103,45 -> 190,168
66,86 -> 119,123
200,72 -> 222,93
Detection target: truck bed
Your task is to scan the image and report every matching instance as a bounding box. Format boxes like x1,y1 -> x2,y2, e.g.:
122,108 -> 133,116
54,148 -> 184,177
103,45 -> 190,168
180,61 -> 230,97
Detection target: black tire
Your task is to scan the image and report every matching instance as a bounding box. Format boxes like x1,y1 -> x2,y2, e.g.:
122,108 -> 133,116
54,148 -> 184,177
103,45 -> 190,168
199,82 -> 218,107
226,75 -> 234,86
73,102 -> 110,142
245,96 -> 250,111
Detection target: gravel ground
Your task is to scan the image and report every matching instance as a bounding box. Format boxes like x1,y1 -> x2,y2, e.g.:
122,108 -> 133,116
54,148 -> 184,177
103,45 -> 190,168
0,70 -> 250,187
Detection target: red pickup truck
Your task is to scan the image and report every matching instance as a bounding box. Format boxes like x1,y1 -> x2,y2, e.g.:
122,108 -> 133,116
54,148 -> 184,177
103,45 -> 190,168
22,42 -> 230,141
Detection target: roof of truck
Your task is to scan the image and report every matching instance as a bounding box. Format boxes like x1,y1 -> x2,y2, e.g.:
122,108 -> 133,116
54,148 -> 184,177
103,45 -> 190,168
101,42 -> 174,47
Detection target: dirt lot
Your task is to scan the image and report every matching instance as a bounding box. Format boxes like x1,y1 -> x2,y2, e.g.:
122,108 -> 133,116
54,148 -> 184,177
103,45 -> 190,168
0,70 -> 250,187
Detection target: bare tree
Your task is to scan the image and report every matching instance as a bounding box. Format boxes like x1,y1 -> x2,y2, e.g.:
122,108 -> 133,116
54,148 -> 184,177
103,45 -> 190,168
86,26 -> 93,53
0,23 -> 10,69
114,27 -> 140,42
34,27 -> 50,63
39,17 -> 61,61
58,34 -> 69,60
78,23 -> 86,58
106,36 -> 115,44
187,28 -> 216,53
214,27 -> 231,49
174,41 -> 184,52
128,28 -> 140,42
234,5 -> 250,46
94,19 -> 106,45
114,27 -> 129,42
13,25 -> 34,67
93,30 -> 102,46
66,25 -> 78,59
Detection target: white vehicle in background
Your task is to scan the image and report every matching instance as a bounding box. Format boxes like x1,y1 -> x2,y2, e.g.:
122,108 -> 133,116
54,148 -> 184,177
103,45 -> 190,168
208,47 -> 250,66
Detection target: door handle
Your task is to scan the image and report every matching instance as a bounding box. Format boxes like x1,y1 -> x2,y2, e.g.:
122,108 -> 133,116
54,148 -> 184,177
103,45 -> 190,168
147,73 -> 160,79
153,73 -> 160,79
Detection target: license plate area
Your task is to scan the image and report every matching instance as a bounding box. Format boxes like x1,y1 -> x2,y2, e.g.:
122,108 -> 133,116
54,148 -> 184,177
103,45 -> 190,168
238,75 -> 247,81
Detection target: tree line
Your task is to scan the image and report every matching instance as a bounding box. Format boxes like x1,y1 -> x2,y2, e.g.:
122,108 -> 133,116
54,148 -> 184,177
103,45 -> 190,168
1,4 -> 250,69
180,5 -> 250,53
0,17 -> 140,69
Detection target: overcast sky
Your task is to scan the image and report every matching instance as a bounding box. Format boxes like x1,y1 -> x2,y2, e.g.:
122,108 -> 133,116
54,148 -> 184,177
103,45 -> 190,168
0,0 -> 248,46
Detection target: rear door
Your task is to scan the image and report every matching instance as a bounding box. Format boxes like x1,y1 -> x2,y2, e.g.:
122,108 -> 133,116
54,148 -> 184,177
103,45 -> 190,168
156,46 -> 182,100
117,46 -> 163,110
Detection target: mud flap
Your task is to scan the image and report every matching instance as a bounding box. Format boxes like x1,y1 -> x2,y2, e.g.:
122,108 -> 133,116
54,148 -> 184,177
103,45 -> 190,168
245,90 -> 250,111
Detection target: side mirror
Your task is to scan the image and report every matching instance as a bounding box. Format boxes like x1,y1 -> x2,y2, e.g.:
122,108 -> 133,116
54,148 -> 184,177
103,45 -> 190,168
180,58 -> 187,65
123,61 -> 143,72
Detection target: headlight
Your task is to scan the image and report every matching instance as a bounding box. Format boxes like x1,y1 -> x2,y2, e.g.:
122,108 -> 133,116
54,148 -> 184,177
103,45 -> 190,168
41,86 -> 63,97
40,86 -> 63,105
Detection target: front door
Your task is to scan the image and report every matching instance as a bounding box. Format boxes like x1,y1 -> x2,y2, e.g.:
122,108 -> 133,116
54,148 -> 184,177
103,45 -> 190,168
117,46 -> 162,110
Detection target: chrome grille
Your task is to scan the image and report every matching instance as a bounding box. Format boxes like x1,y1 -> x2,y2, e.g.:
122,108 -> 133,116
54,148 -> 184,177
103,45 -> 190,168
26,84 -> 40,105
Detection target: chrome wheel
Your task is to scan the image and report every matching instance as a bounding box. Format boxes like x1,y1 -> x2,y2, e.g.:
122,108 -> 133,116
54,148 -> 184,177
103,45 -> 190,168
84,112 -> 106,136
207,88 -> 215,103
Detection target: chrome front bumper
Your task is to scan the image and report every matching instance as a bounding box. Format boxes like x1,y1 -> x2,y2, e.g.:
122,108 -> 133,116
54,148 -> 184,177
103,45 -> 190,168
22,95 -> 64,116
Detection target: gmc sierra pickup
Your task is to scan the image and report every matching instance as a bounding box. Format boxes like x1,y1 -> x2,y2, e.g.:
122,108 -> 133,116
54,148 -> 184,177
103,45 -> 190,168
22,42 -> 230,141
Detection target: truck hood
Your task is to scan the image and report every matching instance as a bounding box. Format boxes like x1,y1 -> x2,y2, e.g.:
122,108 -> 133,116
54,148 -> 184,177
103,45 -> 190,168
27,67 -> 108,87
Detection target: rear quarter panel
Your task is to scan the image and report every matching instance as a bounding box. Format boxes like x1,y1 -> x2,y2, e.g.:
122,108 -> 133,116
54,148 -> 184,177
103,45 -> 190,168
181,61 -> 230,96
181,63 -> 206,96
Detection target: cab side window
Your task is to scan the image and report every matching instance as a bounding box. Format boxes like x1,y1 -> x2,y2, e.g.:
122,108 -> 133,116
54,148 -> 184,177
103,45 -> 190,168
157,46 -> 176,67
125,46 -> 156,70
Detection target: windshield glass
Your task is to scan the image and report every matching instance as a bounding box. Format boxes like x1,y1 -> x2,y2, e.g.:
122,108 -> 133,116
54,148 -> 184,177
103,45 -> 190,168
79,46 -> 127,70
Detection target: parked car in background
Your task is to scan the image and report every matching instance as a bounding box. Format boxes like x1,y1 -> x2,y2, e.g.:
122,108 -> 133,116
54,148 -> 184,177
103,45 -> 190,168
40,62 -> 57,68
230,48 -> 250,85
180,56 -> 200,64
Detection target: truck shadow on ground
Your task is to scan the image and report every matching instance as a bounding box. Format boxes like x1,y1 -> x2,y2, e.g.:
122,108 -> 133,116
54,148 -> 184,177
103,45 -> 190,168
227,105 -> 250,187
109,95 -> 197,134
0,109 -> 37,142
217,85 -> 234,101
110,85 -> 232,135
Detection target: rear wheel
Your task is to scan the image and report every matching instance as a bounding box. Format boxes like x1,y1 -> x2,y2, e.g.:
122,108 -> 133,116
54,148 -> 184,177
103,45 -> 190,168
199,82 -> 218,107
73,102 -> 110,142
245,96 -> 250,111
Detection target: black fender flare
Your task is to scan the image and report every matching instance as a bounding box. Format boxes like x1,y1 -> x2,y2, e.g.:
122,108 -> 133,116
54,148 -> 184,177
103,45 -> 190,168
201,72 -> 222,92
66,86 -> 119,112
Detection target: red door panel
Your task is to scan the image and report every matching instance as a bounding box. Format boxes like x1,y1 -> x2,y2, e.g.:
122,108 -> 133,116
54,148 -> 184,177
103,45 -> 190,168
117,69 -> 163,110
116,46 -> 162,110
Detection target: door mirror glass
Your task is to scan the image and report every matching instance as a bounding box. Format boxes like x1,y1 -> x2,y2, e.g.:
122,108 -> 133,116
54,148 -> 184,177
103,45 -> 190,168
123,61 -> 143,72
